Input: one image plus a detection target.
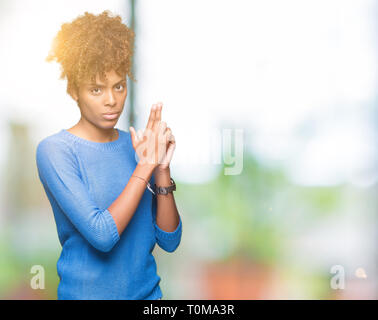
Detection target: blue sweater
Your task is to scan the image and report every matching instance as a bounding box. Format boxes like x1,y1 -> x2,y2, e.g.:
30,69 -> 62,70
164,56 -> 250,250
35,128 -> 182,300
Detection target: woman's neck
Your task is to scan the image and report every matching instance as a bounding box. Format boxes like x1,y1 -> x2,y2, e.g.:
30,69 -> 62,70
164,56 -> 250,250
67,120 -> 118,143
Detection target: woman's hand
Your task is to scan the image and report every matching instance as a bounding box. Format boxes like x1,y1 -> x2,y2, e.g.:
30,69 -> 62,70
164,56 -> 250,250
129,102 -> 175,170
152,103 -> 176,171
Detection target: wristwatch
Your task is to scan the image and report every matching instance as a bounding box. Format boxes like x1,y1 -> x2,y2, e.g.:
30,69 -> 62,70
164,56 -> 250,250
154,178 -> 176,195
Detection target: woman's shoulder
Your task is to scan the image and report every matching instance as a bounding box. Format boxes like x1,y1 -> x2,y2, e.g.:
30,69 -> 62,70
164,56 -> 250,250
36,130 -> 76,162
37,129 -> 72,148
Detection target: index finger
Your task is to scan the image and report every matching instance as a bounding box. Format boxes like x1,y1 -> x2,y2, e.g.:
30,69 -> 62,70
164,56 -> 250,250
155,102 -> 163,123
146,104 -> 157,130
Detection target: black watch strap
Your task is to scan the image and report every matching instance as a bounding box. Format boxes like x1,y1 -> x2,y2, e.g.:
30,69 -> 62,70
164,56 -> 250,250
154,178 -> 176,195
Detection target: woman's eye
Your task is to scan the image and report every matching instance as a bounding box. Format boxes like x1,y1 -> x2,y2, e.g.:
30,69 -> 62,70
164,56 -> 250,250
91,88 -> 101,94
115,84 -> 125,91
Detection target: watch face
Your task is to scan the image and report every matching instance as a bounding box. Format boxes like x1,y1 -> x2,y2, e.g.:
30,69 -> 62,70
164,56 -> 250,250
159,187 -> 168,195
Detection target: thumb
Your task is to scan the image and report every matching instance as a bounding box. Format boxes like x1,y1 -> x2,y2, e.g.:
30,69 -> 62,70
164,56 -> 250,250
165,138 -> 176,163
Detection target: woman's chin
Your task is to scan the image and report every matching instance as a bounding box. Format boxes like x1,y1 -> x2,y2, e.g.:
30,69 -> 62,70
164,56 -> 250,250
101,120 -> 118,129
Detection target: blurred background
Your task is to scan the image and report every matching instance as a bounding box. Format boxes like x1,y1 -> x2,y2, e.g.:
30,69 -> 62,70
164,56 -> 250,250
0,0 -> 377,299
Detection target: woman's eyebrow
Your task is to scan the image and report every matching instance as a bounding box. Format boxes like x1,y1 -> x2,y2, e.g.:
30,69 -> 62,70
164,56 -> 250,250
88,79 -> 126,87
113,79 -> 126,85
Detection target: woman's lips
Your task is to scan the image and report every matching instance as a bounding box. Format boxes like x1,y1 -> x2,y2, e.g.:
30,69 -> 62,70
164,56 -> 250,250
103,113 -> 119,120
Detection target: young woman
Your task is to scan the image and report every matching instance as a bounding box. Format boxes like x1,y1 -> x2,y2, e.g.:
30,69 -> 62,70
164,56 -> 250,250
36,10 -> 182,300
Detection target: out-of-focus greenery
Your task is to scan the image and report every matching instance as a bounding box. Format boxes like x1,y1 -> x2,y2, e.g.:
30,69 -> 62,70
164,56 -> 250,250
177,151 -> 343,266
0,229 -> 59,299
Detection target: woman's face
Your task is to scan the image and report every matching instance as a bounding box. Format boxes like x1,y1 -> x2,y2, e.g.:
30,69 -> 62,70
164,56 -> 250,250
73,69 -> 127,130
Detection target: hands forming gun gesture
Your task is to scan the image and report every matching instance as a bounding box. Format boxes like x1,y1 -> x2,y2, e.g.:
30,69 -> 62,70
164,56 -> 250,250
129,102 -> 176,171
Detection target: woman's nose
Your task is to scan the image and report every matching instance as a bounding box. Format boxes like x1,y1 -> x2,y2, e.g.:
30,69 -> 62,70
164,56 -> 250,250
105,90 -> 116,106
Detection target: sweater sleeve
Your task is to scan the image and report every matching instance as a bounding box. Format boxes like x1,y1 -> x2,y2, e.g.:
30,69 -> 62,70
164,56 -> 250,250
151,177 -> 182,253
36,138 -> 120,253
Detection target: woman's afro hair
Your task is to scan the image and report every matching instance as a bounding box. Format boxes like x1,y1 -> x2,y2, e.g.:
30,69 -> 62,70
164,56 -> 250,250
46,10 -> 136,96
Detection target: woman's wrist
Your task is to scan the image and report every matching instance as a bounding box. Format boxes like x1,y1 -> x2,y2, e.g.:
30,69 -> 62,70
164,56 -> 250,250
154,167 -> 171,185
134,163 -> 157,181
154,165 -> 170,174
